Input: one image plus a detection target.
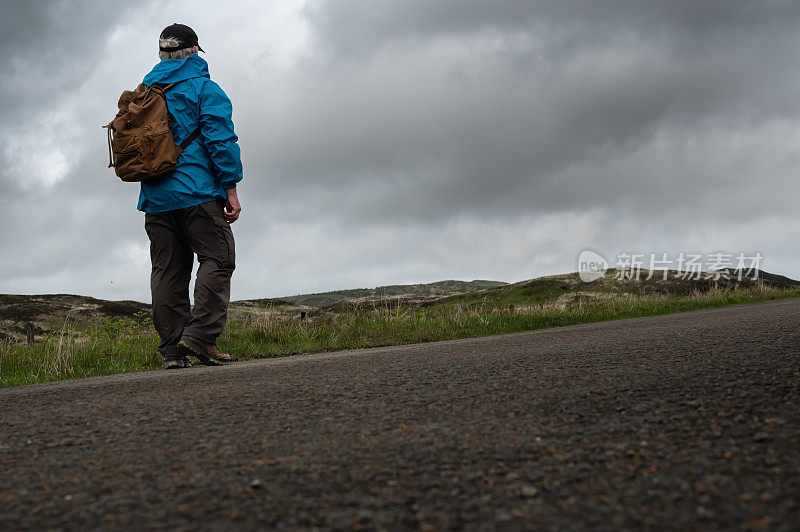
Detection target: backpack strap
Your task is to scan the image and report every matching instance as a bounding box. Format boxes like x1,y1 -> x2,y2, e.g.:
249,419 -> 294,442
102,123 -> 114,167
150,82 -> 177,93
149,81 -> 202,150
178,127 -> 202,150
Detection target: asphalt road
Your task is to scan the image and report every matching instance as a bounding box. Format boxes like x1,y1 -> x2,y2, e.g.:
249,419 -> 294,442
1,299 -> 798,530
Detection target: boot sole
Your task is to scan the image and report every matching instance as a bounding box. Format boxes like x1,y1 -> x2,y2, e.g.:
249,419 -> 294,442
177,337 -> 232,366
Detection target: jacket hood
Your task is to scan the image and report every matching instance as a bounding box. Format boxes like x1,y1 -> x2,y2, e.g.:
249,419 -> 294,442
143,53 -> 210,85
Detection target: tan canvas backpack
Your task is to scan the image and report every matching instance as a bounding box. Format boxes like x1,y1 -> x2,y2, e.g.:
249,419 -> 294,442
103,83 -> 200,182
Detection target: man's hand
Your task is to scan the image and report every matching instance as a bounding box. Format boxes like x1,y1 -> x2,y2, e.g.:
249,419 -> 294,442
224,187 -> 241,223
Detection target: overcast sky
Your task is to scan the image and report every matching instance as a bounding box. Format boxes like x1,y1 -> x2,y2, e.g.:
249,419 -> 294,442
1,0 -> 798,302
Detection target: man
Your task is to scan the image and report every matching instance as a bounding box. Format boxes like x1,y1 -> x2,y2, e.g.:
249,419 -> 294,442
140,24 -> 243,369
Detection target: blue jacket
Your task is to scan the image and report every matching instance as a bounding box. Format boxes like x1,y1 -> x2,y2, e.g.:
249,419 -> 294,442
138,54 -> 243,213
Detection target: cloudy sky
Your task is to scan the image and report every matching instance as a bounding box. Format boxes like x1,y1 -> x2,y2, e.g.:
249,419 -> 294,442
1,0 -> 798,302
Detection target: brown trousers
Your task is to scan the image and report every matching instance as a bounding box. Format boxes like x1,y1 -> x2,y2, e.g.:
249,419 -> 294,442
144,199 -> 236,358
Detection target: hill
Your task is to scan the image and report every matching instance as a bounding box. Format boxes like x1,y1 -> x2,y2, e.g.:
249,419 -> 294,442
279,280 -> 507,307
0,270 -> 795,342
319,269 -> 799,314
0,294 -> 149,343
419,269 -> 798,311
0,280 -> 506,342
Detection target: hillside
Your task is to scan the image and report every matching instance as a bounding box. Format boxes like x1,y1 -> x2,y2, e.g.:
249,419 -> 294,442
0,270 -> 795,343
420,269 -> 799,311
0,294 -> 149,343
280,280 -> 507,307
0,280 -> 505,342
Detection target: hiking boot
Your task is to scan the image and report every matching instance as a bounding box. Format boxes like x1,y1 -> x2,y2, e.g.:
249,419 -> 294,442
177,335 -> 234,366
164,354 -> 187,370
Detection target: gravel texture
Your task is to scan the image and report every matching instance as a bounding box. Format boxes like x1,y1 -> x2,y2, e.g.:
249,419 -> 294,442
1,299 -> 798,530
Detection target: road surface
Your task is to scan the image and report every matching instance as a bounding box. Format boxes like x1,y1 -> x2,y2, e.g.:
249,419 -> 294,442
1,299 -> 798,530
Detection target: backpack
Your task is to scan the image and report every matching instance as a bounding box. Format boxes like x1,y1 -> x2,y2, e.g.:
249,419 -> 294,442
103,83 -> 200,182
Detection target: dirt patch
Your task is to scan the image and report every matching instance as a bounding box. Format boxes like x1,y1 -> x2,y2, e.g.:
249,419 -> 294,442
93,300 -> 150,318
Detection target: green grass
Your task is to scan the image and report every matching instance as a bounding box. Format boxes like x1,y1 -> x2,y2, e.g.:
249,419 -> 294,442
1,284 -> 798,389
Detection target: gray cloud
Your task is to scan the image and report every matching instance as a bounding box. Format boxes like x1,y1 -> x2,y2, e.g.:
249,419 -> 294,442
0,1 -> 140,116
303,0 -> 800,62
0,0 -> 148,195
243,0 -> 800,229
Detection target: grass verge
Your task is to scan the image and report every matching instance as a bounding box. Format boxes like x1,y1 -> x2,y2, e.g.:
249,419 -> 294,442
1,284 -> 798,389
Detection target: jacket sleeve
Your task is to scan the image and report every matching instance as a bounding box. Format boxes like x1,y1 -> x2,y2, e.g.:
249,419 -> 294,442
198,80 -> 243,190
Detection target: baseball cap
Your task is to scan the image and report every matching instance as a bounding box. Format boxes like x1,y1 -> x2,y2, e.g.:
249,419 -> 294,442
159,23 -> 204,52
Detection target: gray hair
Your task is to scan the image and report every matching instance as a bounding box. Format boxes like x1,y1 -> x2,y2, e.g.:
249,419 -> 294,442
159,37 -> 195,60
